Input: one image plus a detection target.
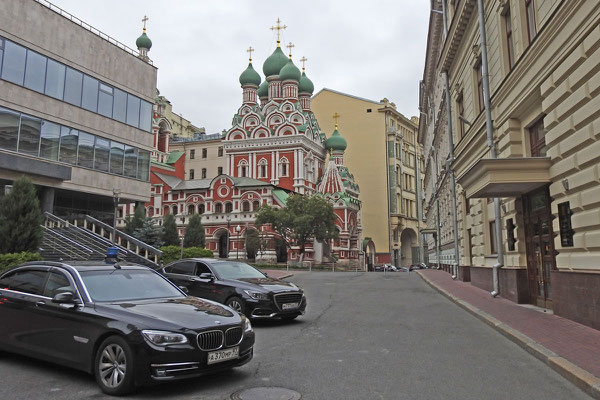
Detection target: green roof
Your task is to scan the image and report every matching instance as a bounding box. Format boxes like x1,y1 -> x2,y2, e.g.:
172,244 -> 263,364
239,62 -> 261,86
279,59 -> 301,82
258,80 -> 268,97
263,46 -> 288,77
272,189 -> 290,205
136,32 -> 152,50
299,71 -> 314,94
166,151 -> 184,164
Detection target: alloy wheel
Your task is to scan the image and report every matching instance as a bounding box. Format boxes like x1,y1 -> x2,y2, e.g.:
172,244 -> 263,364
99,343 -> 127,388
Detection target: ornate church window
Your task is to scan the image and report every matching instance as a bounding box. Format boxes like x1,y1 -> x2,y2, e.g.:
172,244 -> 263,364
225,202 -> 233,213
258,158 -> 268,178
279,157 -> 289,177
237,159 -> 249,177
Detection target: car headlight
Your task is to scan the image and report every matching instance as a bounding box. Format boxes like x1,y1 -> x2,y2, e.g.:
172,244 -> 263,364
244,290 -> 269,300
142,330 -> 188,346
242,316 -> 253,333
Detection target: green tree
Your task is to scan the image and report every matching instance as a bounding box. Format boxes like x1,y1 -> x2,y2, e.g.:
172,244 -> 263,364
245,229 -> 260,260
132,218 -> 164,248
183,214 -> 205,248
0,177 -> 43,254
124,205 -> 145,235
255,194 -> 338,263
161,214 -> 180,246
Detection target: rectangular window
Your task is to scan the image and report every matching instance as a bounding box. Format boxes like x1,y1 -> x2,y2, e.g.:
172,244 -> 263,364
64,67 -> 83,106
489,220 -> 497,254
77,131 -> 95,168
1,41 -> 27,85
113,88 -> 127,123
98,83 -> 113,118
456,91 -> 465,138
476,59 -> 484,112
505,7 -> 515,69
126,94 -> 140,127
110,141 -> 124,175
190,149 -> 195,159
93,137 -> 110,172
39,120 -> 60,161
558,202 -> 574,247
24,50 -> 47,93
525,0 -> 537,45
139,100 -> 152,132
202,148 -> 207,158
44,59 -> 65,99
189,169 -> 195,179
18,114 -> 41,156
59,127 -> 78,164
0,39 -> 3,73
137,150 -> 150,181
0,107 -> 21,151
124,145 -> 138,178
529,118 -> 547,157
81,75 -> 99,112
218,166 -> 223,175
218,146 -> 223,157
202,168 -> 207,179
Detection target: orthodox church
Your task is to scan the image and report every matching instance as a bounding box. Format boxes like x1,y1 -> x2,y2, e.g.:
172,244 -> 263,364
131,20 -> 363,267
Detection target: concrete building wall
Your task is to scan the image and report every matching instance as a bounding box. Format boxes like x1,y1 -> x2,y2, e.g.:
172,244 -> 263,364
170,139 -> 227,180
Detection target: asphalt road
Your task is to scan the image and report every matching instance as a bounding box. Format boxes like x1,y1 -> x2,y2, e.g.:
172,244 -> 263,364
0,271 -> 591,400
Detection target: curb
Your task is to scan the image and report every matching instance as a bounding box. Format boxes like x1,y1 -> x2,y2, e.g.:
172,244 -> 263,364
417,271 -> 600,400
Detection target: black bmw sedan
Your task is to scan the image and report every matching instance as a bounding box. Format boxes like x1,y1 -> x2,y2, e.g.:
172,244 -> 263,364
161,259 -> 306,320
0,261 -> 254,395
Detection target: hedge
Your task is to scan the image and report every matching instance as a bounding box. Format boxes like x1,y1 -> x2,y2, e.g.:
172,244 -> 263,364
159,246 -> 213,265
0,252 -> 43,272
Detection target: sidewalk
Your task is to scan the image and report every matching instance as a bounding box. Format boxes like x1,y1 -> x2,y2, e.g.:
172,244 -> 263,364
418,269 -> 600,399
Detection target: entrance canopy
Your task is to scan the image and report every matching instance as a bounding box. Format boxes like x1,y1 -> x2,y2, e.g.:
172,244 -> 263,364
457,157 -> 552,198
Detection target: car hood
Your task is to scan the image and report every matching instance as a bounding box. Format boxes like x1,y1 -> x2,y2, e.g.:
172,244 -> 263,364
224,277 -> 299,293
96,296 -> 240,331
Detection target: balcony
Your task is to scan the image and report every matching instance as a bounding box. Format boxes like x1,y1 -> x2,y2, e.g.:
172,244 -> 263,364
457,157 -> 552,198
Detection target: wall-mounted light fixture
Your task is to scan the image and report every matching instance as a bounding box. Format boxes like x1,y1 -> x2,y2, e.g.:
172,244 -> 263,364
562,179 -> 569,191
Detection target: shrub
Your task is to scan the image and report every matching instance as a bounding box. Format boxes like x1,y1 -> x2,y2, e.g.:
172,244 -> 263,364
0,252 -> 43,272
159,245 -> 213,265
0,177 -> 43,253
183,214 -> 205,248
161,214 -> 180,246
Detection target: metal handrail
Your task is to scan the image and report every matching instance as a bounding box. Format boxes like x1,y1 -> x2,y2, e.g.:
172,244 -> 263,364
42,226 -> 95,254
41,226 -> 94,260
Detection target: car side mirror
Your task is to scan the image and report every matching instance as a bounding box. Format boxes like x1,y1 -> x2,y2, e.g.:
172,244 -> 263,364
52,292 -> 79,304
178,286 -> 189,294
198,272 -> 214,281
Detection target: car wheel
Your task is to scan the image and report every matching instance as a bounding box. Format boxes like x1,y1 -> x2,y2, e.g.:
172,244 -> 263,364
94,335 -> 135,396
226,296 -> 246,315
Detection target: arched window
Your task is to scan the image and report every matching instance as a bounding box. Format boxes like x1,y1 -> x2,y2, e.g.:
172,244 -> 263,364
258,158 -> 268,178
199,204 -> 205,214
163,206 -> 169,215
172,205 -> 178,215
279,157 -> 289,177
253,200 -> 261,211
187,204 -> 195,215
242,201 -> 250,212
237,159 -> 248,177
225,202 -> 233,213
214,203 -> 223,213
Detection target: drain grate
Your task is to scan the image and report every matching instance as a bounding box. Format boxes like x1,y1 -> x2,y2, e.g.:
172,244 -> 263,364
231,387 -> 302,400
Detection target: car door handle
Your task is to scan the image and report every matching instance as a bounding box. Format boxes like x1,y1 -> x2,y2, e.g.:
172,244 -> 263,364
36,300 -> 46,307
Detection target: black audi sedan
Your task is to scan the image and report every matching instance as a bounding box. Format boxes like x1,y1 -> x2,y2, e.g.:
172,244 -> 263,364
161,259 -> 306,320
0,261 -> 254,395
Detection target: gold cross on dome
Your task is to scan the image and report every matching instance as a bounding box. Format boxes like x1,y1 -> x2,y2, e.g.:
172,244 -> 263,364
333,112 -> 340,128
247,46 -> 255,62
300,56 -> 307,71
286,42 -> 295,58
142,15 -> 149,31
270,18 -> 287,46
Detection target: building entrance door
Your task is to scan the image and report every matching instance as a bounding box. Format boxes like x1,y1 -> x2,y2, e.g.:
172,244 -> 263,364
522,187 -> 556,309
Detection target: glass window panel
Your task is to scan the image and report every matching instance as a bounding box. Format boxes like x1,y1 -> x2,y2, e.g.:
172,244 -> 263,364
110,141 -> 124,175
39,120 -> 60,160
64,67 -> 83,106
93,137 -> 110,172
137,149 -> 150,181
44,59 -> 65,99
59,127 -> 78,164
24,50 -> 47,93
77,131 -> 95,168
126,94 -> 140,127
124,145 -> 138,178
81,75 -> 99,112
0,107 -> 20,151
139,100 -> 152,132
98,83 -> 113,118
0,40 -> 3,74
113,88 -> 127,122
1,41 -> 26,85
18,114 -> 41,156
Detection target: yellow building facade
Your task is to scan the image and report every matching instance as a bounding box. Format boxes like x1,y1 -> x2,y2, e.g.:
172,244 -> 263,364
420,0 -> 600,330
313,89 -> 422,267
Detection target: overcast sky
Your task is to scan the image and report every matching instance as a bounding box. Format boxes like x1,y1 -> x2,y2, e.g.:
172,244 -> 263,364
50,0 -> 429,134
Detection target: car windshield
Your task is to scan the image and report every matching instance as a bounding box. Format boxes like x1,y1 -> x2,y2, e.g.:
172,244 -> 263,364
211,262 -> 266,280
80,269 -> 184,302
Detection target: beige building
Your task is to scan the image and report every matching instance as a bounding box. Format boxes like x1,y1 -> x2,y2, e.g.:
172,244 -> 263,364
156,95 -> 204,139
313,89 -> 422,267
0,0 -> 156,223
169,134 -> 227,181
419,0 -> 600,330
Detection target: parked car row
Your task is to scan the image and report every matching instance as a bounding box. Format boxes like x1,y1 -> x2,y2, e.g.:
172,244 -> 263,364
0,259 -> 305,395
373,263 -> 428,272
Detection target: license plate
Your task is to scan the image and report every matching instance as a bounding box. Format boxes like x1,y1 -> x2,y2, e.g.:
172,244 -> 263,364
207,347 -> 239,364
282,302 -> 299,310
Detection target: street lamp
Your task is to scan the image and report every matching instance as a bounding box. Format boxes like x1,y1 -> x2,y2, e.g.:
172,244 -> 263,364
179,209 -> 186,260
226,216 -> 231,259
235,225 -> 241,260
112,188 -> 121,246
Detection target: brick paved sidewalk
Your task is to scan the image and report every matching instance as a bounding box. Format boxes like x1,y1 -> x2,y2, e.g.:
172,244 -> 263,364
419,269 -> 600,399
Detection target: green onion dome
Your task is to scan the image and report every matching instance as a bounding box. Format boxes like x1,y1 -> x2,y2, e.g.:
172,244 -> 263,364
299,71 -> 314,94
326,128 -> 347,152
239,63 -> 261,86
262,46 -> 288,78
258,80 -> 268,98
279,59 -> 301,82
136,32 -> 152,50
